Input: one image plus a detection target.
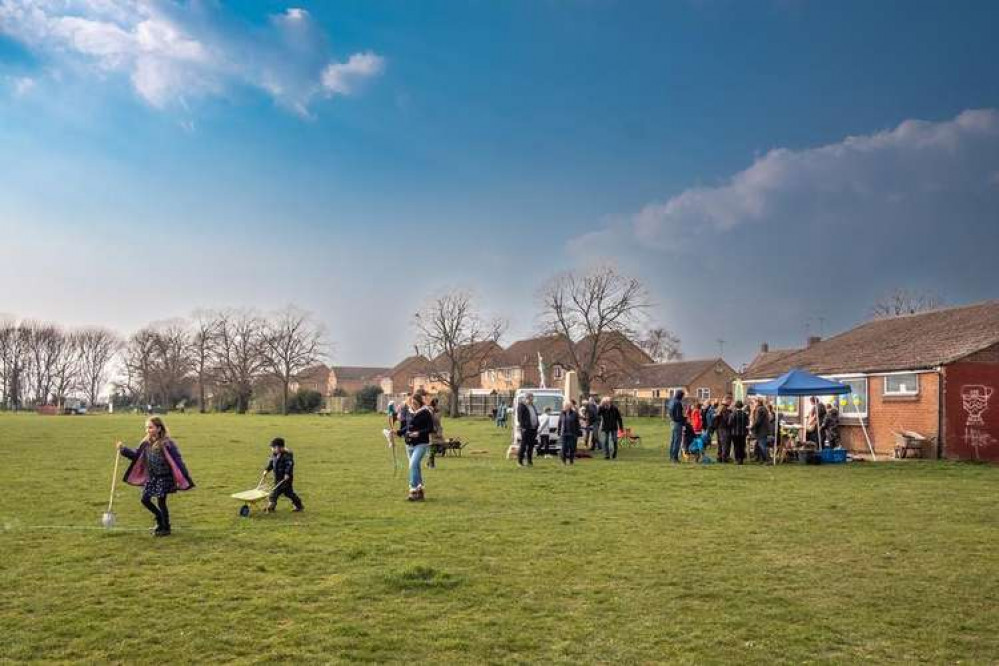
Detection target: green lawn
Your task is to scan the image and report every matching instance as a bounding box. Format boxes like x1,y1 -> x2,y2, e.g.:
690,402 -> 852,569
1,412 -> 996,664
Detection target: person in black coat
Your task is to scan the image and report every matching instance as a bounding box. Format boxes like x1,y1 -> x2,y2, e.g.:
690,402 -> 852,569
516,393 -> 540,467
265,437 -> 303,512
556,400 -> 583,465
597,396 -> 624,460
712,397 -> 734,463
751,398 -> 772,463
729,400 -> 750,464
405,392 -> 434,501
668,389 -> 686,463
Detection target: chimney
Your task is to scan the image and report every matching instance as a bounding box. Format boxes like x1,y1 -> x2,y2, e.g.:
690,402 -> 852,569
807,336 -> 822,348
760,342 -> 769,353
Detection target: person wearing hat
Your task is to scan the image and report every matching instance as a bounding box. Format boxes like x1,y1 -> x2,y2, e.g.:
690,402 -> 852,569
264,437 -> 303,512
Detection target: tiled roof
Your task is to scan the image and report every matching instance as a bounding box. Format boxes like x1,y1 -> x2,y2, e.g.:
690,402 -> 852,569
743,349 -> 799,377
622,359 -> 732,389
743,300 -> 999,379
492,335 -> 575,368
331,366 -> 391,381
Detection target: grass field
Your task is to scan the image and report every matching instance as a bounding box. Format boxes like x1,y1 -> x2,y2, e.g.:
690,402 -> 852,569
1,412 -> 997,664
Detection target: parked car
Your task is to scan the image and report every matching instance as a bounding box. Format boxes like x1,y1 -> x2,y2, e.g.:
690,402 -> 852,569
510,388 -> 565,451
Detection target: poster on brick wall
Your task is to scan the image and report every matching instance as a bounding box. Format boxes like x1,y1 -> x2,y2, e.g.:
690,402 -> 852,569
944,363 -> 999,462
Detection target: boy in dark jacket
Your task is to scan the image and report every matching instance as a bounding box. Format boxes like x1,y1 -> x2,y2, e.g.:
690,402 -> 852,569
265,437 -> 304,512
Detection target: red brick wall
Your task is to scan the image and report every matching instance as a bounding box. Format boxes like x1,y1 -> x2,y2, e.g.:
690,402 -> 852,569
688,366 -> 736,403
942,362 -> 999,462
838,373 -> 940,457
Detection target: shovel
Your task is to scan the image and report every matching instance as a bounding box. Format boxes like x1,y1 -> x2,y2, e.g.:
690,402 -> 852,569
102,446 -> 121,529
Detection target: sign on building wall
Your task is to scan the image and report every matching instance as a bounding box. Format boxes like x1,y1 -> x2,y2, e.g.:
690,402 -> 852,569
944,363 -> 999,462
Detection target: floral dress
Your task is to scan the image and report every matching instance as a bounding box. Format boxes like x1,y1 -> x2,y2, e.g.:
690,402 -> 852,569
143,446 -> 177,499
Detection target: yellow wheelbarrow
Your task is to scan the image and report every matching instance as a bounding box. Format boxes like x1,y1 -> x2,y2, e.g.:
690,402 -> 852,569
231,472 -> 286,518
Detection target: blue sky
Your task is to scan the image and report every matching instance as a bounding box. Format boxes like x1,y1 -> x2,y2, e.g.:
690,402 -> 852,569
2,0 -> 999,367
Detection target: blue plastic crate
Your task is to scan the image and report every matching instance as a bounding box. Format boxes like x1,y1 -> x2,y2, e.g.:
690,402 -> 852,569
819,448 -> 848,464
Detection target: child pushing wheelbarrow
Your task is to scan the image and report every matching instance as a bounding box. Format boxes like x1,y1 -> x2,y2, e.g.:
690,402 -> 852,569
231,437 -> 303,517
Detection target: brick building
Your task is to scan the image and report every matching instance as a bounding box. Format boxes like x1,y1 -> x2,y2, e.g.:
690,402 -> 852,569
480,335 -> 575,392
742,301 -> 999,461
410,341 -> 504,395
614,358 -> 737,402
289,364 -> 331,394
327,366 -> 392,395
385,355 -> 430,394
477,332 -> 652,395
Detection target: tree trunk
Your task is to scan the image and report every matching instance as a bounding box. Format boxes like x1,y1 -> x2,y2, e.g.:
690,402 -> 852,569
448,387 -> 460,418
282,380 -> 289,415
199,378 -> 206,414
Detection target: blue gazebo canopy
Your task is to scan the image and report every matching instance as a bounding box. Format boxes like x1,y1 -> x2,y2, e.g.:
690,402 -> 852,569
747,368 -> 851,397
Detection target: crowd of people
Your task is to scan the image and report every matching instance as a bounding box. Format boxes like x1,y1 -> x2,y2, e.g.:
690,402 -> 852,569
667,390 -> 841,464
111,389 -> 845,536
508,393 -> 627,466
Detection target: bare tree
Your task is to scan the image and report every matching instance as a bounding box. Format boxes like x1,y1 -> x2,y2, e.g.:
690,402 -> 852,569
124,328 -> 159,407
213,309 -> 268,413
23,322 -> 63,406
870,289 -> 943,320
414,290 -> 505,417
151,322 -> 194,409
261,307 -> 327,415
76,327 -> 122,407
189,310 -> 220,413
639,327 -> 683,363
538,266 -> 650,395
50,330 -> 83,408
0,318 -> 29,409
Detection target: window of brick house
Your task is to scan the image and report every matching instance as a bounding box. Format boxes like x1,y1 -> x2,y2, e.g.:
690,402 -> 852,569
697,387 -> 711,401
817,376 -> 868,418
883,373 -> 919,396
553,365 -> 564,380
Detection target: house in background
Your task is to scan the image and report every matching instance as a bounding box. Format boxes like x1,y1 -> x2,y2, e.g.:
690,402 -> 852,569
614,358 -> 737,402
742,343 -> 801,377
289,364 -> 331,395
385,355 -> 430,394
478,332 -> 652,395
480,335 -> 575,392
573,331 -> 653,394
742,300 -> 999,461
410,341 -> 505,395
327,366 -> 392,395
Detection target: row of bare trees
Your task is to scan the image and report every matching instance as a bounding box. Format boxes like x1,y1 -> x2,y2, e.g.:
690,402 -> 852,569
414,266 -> 682,416
0,321 -> 120,410
120,308 -> 326,414
0,307 -> 326,415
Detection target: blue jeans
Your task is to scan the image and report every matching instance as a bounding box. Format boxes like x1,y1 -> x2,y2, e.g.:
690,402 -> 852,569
601,430 -> 618,459
670,422 -> 683,461
757,436 -> 768,462
407,444 -> 428,489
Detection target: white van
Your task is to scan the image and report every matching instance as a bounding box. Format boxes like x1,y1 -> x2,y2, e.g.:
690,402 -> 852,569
511,388 -> 565,449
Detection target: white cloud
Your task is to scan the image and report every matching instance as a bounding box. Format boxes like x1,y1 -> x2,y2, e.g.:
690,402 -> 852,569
613,109 -> 999,250
321,51 -> 385,96
0,0 -> 385,113
9,75 -> 36,96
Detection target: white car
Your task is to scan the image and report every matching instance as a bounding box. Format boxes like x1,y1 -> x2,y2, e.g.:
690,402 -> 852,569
511,388 -> 565,449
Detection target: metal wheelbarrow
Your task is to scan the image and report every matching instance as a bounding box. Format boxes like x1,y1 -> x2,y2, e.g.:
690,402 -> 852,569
231,472 -> 286,517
